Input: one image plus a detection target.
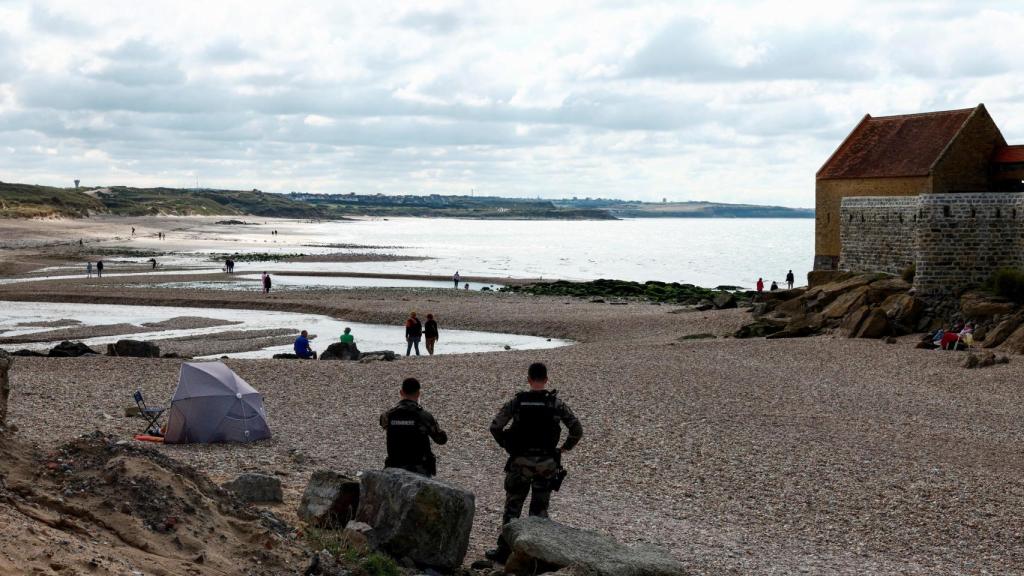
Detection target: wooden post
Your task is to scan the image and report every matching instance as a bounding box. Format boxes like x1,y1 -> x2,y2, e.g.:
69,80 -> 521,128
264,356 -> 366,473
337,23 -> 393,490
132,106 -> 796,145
0,349 -> 11,428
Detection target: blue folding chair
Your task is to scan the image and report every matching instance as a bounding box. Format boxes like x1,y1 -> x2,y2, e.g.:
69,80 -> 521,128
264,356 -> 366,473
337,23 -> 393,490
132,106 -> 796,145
133,390 -> 165,436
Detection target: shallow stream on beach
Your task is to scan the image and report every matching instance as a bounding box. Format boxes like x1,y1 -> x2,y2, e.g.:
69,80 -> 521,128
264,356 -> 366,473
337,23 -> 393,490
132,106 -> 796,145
0,301 -> 568,358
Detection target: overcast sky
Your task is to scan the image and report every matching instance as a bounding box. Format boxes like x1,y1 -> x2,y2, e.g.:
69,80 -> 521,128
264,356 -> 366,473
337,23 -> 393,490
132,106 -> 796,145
1,1 -> 1022,207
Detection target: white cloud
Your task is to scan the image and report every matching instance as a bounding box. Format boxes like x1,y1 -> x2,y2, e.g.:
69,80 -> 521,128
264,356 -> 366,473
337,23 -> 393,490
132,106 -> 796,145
0,0 -> 1022,207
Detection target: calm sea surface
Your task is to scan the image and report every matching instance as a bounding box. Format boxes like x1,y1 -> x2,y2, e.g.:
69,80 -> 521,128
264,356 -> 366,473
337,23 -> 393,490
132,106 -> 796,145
250,217 -> 814,289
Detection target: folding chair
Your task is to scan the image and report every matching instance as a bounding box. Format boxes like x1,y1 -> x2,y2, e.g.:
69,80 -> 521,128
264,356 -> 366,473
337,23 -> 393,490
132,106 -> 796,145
133,390 -> 165,436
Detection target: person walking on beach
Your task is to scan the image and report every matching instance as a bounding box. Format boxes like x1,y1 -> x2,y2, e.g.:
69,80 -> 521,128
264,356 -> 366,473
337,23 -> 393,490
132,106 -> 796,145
96,260 -> 104,278
380,377 -> 448,477
486,362 -> 583,563
262,272 -> 272,294
86,261 -> 93,278
453,271 -> 461,289
424,314 -> 439,355
405,312 -> 423,356
786,270 -> 795,290
294,330 -> 317,359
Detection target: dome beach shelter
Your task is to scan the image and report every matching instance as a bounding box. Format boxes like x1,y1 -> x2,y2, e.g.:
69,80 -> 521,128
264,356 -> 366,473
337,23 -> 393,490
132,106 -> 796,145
164,362 -> 272,444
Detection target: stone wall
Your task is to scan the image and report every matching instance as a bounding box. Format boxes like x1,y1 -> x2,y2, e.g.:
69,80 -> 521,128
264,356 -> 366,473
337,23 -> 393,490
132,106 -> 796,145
839,192 -> 1024,298
839,197 -> 918,275
915,193 -> 1024,296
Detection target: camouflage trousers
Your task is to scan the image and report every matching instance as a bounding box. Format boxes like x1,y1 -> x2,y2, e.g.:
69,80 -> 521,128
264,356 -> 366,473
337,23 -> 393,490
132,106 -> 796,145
502,455 -> 559,525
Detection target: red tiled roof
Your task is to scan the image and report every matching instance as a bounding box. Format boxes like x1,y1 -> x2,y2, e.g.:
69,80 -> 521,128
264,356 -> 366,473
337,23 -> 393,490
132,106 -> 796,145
993,145 -> 1024,164
817,107 -> 976,179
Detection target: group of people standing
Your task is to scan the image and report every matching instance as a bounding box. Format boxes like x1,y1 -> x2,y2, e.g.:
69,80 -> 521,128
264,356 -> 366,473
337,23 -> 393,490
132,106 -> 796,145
224,258 -> 236,273
755,269 -> 796,293
404,311 -> 440,356
379,362 -> 583,563
85,260 -> 104,278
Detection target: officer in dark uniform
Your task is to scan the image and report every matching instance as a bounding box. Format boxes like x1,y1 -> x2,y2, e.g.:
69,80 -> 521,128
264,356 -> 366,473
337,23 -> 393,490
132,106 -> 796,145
486,362 -> 583,561
379,378 -> 448,477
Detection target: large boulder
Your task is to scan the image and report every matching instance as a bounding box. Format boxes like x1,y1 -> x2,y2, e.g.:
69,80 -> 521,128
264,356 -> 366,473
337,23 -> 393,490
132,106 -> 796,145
822,286 -> 868,319
711,292 -> 736,310
297,470 -> 361,528
48,341 -> 98,357
961,292 -> 1016,319
354,468 -> 474,572
999,323 -> 1024,354
881,293 -> 925,334
983,314 -> 1023,348
106,339 -> 161,358
222,473 -> 283,503
840,306 -> 871,337
766,313 -> 823,339
865,277 -> 911,304
500,517 -> 685,576
733,320 -> 784,339
855,308 -> 891,339
320,342 -> 361,361
0,349 -> 11,428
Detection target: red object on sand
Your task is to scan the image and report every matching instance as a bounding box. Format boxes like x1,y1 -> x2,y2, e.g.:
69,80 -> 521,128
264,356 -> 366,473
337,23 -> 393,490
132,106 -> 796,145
133,434 -> 164,443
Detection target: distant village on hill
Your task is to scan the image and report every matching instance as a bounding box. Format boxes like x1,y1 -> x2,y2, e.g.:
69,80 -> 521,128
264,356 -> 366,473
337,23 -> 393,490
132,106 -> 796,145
0,180 -> 813,220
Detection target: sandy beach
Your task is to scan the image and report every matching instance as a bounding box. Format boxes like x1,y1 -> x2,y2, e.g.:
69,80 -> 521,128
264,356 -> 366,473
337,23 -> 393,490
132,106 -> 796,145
1,216 -> 1023,574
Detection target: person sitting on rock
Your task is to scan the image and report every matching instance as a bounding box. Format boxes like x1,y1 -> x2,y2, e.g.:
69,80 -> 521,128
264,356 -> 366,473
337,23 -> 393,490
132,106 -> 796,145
294,330 -> 317,359
340,327 -> 354,344
380,378 -> 448,477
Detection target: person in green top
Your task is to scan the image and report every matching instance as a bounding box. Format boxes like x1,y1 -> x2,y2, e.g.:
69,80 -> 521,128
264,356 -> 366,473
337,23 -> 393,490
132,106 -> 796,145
340,327 -> 355,343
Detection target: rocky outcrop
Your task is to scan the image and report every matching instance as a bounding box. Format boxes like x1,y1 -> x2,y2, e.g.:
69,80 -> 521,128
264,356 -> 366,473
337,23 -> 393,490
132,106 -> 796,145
0,349 -> 11,428
359,351 -> 396,362
737,273 -> 924,341
354,468 -> 474,572
962,351 -> 1009,369
272,353 -> 300,359
500,517 -> 685,576
48,341 -> 98,357
106,339 -> 161,358
320,342 -> 361,361
222,473 -> 283,503
711,292 -> 736,310
297,470 -> 361,528
983,314 -> 1023,348
961,291 -> 1016,319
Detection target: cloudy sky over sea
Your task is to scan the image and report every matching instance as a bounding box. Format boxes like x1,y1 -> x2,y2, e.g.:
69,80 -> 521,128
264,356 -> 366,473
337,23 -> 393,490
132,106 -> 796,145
0,1 -> 1022,206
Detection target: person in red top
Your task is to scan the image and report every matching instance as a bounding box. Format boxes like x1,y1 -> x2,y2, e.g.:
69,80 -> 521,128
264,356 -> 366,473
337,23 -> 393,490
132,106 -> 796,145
756,277 -> 764,292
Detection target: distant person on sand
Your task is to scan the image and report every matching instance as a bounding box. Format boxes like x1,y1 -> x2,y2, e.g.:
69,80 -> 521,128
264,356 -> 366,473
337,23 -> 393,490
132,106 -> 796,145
380,377 -> 448,477
770,281 -> 779,291
294,330 -> 317,359
424,314 -> 439,355
786,269 -> 795,290
131,227 -> 135,236
262,272 -> 272,294
340,327 -> 354,343
756,277 -> 764,293
96,260 -> 104,278
453,271 -> 461,289
148,258 -> 157,270
405,312 -> 423,356
486,362 -> 583,563
86,261 -> 93,278
464,283 -> 470,290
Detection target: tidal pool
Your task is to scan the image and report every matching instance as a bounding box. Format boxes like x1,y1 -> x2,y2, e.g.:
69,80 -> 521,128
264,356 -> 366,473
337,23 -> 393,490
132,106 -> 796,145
0,301 -> 568,358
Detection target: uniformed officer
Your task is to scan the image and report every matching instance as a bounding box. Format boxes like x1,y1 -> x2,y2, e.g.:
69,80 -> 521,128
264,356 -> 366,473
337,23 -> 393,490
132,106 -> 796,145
379,378 -> 448,477
486,362 -> 583,561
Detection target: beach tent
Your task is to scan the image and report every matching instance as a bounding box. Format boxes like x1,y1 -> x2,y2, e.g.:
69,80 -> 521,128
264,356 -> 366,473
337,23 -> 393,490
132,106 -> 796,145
163,362 -> 272,444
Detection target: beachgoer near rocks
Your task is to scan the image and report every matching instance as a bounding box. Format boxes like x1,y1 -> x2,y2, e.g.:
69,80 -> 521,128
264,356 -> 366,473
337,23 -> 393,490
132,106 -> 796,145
424,314 -> 439,355
405,312 -> 423,356
486,362 -> 583,563
464,282 -> 470,290
148,258 -> 157,269
380,377 -> 448,477
770,281 -> 779,291
86,262 -> 93,278
262,272 -> 272,294
786,270 -> 795,290
294,330 -> 317,359
453,271 -> 461,289
96,260 -> 104,278
340,327 -> 354,343
756,277 -> 764,292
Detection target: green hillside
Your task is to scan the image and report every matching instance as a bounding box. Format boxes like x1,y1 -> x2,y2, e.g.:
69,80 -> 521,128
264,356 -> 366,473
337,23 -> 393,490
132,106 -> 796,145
0,182 -> 106,218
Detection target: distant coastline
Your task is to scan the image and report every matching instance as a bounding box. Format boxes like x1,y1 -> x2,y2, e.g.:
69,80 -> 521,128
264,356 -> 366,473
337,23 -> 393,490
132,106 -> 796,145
0,180 -> 812,220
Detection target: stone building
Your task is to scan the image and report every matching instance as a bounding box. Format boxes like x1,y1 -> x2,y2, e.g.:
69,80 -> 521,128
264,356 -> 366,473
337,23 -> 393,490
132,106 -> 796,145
813,104 -> 1024,297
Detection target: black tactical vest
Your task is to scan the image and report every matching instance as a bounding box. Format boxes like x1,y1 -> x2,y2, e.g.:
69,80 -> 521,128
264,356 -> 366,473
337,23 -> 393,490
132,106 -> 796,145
507,390 -> 561,456
384,403 -> 433,473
